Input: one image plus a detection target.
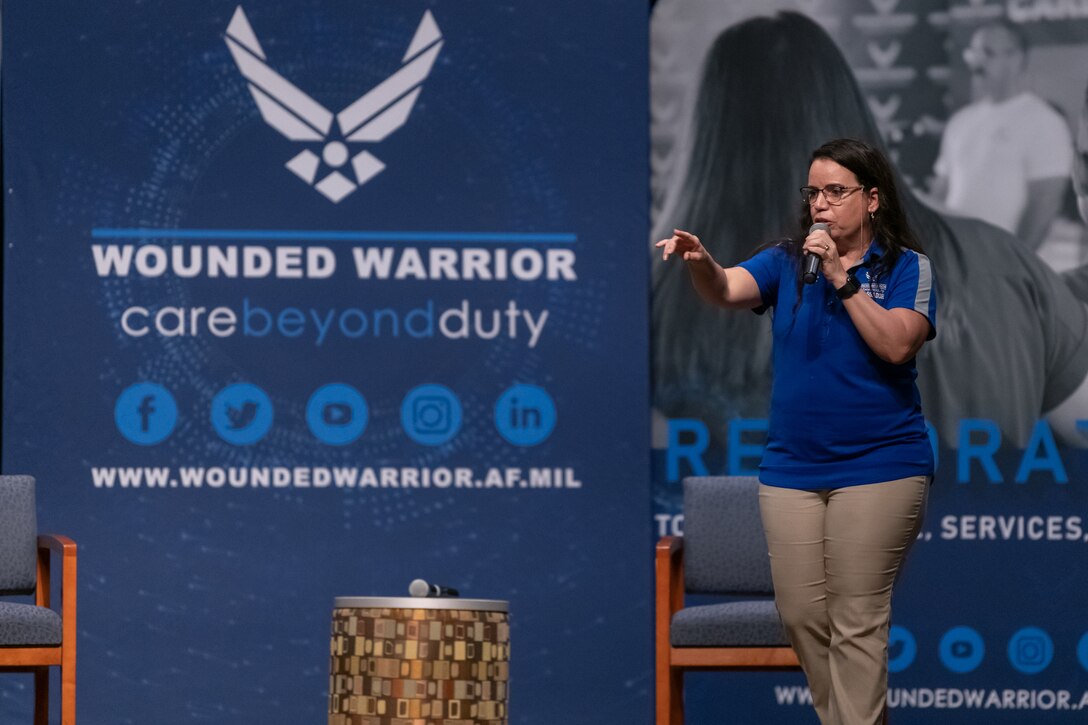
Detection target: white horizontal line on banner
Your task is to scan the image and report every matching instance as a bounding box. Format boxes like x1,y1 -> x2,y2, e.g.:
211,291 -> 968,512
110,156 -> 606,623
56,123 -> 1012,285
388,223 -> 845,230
90,228 -> 578,244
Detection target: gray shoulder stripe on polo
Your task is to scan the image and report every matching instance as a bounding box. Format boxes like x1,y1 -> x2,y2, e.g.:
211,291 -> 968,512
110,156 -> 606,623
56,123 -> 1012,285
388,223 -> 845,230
914,253 -> 933,315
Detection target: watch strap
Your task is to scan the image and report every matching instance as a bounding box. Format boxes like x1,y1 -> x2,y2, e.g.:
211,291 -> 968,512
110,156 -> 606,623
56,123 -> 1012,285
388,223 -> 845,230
836,274 -> 860,300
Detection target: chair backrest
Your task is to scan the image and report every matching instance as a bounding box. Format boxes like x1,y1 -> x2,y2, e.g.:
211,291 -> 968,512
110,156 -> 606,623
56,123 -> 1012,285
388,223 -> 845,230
0,475 -> 38,595
682,475 -> 773,596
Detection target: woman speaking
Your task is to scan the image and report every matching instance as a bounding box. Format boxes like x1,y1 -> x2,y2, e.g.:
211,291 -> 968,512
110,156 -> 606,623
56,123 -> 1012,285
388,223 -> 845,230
657,138 -> 935,724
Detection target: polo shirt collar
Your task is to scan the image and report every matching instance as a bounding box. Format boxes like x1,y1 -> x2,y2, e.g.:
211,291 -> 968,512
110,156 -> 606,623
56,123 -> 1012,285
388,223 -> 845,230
848,238 -> 883,273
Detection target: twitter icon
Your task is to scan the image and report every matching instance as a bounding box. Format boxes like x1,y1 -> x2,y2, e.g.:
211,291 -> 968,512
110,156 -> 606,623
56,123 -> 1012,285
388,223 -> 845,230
227,401 -> 259,430
211,383 -> 273,445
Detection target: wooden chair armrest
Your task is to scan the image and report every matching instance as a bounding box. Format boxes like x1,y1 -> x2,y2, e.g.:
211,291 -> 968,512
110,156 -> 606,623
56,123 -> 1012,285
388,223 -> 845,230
656,534 -> 684,557
655,535 -> 685,650
38,533 -> 77,555
655,535 -> 685,716
36,533 -> 78,707
35,534 -> 77,618
655,536 -> 684,617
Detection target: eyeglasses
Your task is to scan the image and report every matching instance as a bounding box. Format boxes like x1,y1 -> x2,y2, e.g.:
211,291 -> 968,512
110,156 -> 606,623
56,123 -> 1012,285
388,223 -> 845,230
799,185 -> 864,205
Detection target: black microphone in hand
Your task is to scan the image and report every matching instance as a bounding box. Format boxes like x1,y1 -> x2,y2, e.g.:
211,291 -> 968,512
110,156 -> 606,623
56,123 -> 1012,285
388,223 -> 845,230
409,579 -> 460,598
803,222 -> 829,285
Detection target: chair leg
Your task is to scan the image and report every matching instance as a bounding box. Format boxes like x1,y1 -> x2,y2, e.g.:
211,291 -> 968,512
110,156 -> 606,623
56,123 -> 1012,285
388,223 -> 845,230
668,667 -> 684,725
657,665 -> 684,725
62,662 -> 76,725
33,667 -> 48,725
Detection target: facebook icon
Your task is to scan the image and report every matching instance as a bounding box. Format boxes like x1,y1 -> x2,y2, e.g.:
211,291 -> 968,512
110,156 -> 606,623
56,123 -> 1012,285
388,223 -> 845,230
137,395 -> 156,432
115,383 -> 177,445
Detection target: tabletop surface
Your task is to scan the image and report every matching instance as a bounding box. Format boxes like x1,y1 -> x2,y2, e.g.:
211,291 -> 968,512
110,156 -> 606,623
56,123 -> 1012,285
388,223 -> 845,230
333,596 -> 509,612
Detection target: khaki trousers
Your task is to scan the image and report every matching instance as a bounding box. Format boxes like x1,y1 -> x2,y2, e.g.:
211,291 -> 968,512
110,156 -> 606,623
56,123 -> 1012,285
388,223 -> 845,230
759,476 -> 929,725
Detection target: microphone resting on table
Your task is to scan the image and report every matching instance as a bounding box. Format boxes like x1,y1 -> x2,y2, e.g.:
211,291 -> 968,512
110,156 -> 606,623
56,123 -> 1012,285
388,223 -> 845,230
409,579 -> 460,598
803,222 -> 829,284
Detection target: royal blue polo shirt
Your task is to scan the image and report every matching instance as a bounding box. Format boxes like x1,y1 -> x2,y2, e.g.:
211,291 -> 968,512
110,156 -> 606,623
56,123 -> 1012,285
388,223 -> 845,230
737,240 -> 937,489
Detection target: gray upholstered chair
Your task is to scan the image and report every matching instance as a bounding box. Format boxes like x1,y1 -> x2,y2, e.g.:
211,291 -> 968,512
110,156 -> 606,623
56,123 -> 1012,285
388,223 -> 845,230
655,476 -> 799,725
0,475 -> 77,724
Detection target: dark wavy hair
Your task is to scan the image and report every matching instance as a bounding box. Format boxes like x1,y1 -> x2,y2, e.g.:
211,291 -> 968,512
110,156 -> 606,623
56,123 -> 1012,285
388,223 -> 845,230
762,137 -> 928,307
804,138 -> 924,262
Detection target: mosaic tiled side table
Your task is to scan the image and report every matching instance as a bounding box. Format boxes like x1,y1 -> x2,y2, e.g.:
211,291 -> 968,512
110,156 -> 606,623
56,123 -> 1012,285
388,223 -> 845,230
329,596 -> 510,725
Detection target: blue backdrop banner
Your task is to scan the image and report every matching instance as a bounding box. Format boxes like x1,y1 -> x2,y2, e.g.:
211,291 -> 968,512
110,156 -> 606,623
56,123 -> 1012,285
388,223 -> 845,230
2,2 -> 650,722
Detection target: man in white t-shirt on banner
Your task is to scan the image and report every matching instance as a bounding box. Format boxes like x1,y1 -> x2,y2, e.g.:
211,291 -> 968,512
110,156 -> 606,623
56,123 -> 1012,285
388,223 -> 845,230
932,20 -> 1072,251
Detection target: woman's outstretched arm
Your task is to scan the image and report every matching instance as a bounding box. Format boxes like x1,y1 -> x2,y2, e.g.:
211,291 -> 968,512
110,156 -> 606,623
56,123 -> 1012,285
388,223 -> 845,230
656,229 -> 762,309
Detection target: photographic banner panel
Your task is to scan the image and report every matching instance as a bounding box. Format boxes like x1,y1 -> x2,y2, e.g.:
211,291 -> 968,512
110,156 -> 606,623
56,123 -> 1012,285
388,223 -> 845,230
2,2 -> 650,722
652,0 -> 1088,721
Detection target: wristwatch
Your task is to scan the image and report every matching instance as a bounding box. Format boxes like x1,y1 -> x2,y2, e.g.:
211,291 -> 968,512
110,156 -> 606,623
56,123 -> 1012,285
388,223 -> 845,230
835,274 -> 861,300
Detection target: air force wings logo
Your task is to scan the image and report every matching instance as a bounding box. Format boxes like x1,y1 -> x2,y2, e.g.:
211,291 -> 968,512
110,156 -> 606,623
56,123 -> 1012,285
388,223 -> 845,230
225,6 -> 443,203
